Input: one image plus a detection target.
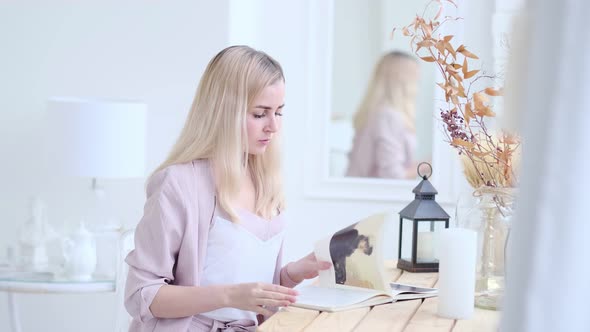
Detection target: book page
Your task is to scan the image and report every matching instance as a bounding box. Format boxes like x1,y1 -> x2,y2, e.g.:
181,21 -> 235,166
314,236 -> 336,288
390,282 -> 438,300
294,284 -> 386,310
390,282 -> 438,295
314,213 -> 389,292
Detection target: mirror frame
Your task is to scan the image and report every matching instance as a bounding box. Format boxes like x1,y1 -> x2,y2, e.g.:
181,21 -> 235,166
303,0 -> 464,204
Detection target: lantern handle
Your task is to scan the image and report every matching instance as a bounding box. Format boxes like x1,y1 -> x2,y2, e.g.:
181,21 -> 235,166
417,162 -> 432,179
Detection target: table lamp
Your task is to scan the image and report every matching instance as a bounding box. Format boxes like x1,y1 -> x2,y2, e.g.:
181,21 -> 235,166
44,97 -> 147,278
45,97 -> 146,190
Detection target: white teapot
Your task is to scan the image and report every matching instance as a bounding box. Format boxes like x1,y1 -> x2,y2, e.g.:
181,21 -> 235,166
62,222 -> 97,281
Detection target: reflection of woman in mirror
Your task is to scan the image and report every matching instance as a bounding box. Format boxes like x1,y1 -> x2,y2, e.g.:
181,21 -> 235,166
346,51 -> 420,179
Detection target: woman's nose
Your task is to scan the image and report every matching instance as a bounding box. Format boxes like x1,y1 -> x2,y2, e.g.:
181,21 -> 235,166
265,115 -> 278,132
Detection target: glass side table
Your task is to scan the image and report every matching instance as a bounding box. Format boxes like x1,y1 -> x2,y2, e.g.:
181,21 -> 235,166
0,271 -> 115,332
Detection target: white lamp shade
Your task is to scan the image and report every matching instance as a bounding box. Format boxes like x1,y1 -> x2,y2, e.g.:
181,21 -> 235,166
46,97 -> 147,178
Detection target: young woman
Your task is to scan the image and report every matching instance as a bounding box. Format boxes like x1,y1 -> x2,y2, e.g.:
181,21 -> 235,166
346,51 -> 420,179
124,45 -> 330,331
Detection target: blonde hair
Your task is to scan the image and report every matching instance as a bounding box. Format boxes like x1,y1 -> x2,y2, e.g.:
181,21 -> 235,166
153,45 -> 285,221
353,51 -> 420,132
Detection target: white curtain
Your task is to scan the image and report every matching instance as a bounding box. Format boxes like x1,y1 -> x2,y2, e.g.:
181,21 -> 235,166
501,0 -> 590,331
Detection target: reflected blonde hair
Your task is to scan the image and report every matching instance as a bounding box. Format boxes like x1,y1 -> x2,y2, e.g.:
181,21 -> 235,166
353,51 -> 419,132
153,45 -> 285,221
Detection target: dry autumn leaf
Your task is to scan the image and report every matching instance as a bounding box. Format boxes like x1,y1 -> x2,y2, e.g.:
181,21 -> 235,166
418,40 -> 435,48
458,84 -> 467,97
445,42 -> 456,58
464,102 -> 474,123
446,64 -> 459,73
459,48 -> 479,59
451,72 -> 463,82
464,69 -> 479,79
422,21 -> 433,35
474,105 -> 496,117
462,57 -> 469,76
435,41 -> 446,55
484,87 -> 504,96
452,138 -> 475,149
434,5 -> 443,20
473,92 -> 489,107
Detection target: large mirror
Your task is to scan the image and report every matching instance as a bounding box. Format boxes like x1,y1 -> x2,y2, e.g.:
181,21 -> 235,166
304,0 -> 461,203
329,0 -> 437,179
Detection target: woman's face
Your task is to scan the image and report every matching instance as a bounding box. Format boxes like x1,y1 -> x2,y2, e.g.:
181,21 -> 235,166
246,80 -> 285,155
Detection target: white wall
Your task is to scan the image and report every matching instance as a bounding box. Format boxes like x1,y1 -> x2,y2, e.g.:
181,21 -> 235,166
0,1 -> 229,331
0,0 -> 493,331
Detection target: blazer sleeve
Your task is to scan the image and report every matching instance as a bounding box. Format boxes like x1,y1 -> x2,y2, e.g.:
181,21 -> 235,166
124,167 -> 187,322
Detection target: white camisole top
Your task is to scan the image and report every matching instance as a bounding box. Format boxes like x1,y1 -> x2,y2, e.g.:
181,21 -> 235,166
198,208 -> 285,323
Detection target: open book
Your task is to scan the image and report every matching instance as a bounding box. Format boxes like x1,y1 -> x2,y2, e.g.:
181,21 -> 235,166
292,213 -> 437,312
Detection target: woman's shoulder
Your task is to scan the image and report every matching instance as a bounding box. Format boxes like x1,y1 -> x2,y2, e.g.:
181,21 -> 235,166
147,159 -> 212,193
155,159 -> 210,177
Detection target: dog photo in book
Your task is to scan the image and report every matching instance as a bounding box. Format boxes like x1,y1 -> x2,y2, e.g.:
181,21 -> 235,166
327,215 -> 385,291
329,226 -> 374,285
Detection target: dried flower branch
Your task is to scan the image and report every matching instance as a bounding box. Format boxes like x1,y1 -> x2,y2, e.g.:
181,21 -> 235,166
394,0 -> 520,188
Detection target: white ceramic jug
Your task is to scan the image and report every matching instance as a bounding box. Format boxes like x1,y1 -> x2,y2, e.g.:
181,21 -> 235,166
62,223 -> 97,281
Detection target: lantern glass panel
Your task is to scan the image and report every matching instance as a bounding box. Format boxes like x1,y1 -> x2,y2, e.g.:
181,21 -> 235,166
416,220 -> 447,263
400,217 -> 414,262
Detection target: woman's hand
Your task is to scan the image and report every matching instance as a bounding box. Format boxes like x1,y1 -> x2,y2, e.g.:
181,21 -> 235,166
286,253 -> 332,284
225,282 -> 298,316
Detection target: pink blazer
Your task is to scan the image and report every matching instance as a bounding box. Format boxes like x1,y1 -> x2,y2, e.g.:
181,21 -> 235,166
124,159 -> 296,331
346,108 -> 416,179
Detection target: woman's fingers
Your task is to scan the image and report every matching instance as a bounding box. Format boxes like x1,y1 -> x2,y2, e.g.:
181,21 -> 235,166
230,282 -> 298,314
257,290 -> 296,303
317,260 -> 332,270
260,283 -> 298,296
255,298 -> 293,308
304,252 -> 316,260
252,284 -> 297,307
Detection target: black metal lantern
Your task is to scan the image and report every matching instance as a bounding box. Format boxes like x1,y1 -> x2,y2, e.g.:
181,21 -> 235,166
397,162 -> 450,272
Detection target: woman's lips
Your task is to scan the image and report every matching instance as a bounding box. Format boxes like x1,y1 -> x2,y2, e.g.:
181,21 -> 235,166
258,139 -> 270,145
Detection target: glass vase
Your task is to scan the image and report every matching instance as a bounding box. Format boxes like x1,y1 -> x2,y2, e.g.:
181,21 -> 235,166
457,186 -> 515,310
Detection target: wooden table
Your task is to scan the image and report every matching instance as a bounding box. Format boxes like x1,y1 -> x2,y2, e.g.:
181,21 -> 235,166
259,261 -> 500,332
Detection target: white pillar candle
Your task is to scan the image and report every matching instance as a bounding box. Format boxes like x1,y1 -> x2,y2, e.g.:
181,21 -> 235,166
437,228 -> 477,319
417,232 -> 435,262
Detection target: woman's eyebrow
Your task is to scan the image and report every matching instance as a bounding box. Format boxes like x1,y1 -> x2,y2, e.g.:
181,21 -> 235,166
254,104 -> 285,110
